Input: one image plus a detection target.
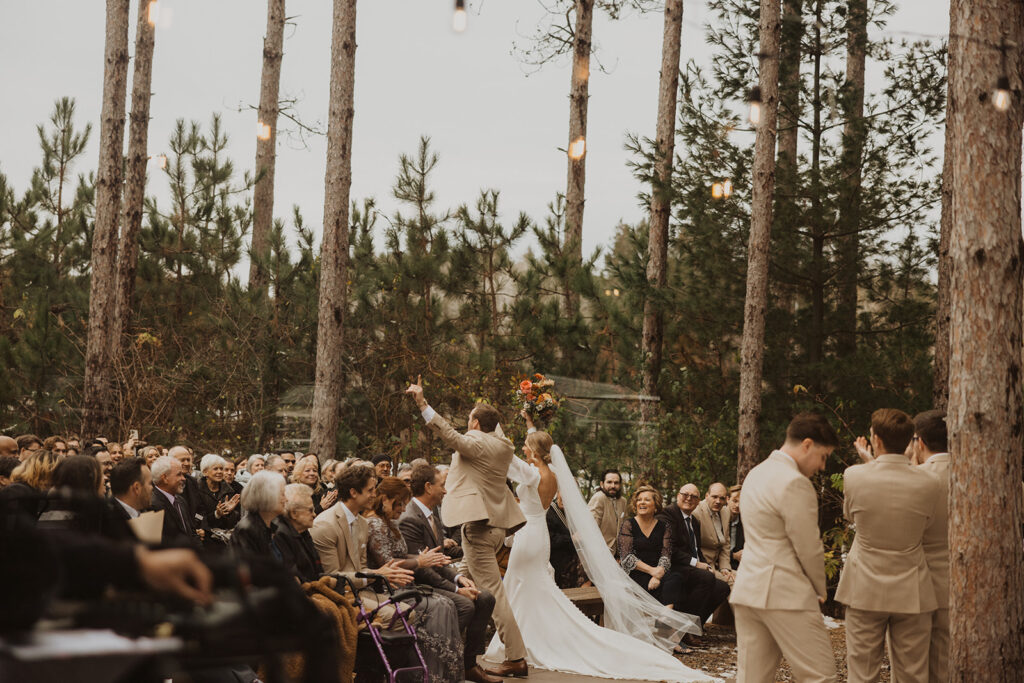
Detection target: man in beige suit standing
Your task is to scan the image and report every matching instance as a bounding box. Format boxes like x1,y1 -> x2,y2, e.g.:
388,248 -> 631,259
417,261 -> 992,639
407,377 -> 531,679
587,469 -> 627,554
837,408 -> 942,683
730,413 -> 839,683
693,482 -> 735,582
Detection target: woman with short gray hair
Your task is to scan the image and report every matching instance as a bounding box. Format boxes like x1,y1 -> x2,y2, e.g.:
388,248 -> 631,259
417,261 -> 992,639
230,471 -> 286,559
197,453 -> 240,531
272,483 -> 323,582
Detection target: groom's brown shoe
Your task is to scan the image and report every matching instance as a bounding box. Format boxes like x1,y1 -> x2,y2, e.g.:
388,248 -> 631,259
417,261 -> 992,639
484,659 -> 529,678
466,665 -> 503,683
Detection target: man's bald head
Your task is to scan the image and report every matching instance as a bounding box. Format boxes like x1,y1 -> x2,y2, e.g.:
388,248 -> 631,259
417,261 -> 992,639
168,446 -> 193,473
707,482 -> 728,512
0,436 -> 17,459
677,483 -> 700,514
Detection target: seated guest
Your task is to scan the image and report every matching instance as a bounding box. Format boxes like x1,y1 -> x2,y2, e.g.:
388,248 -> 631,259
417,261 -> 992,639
0,435 -> 17,460
230,470 -> 286,559
728,485 -> 744,570
371,453 -> 393,480
221,458 -> 244,495
140,445 -> 161,468
692,482 -> 735,583
272,483 -> 324,582
658,482 -> 730,642
619,485 -> 684,610
86,443 -> 114,496
108,457 -> 153,540
548,491 -> 586,588
588,468 -> 627,555
0,455 -> 20,488
196,454 -> 241,531
292,453 -> 337,513
395,462 -> 413,485
43,436 -> 69,457
366,475 -> 476,683
236,454 -> 265,487
149,455 -> 202,548
264,454 -> 289,476
0,450 -> 60,518
106,440 -> 123,463
39,456 -> 112,535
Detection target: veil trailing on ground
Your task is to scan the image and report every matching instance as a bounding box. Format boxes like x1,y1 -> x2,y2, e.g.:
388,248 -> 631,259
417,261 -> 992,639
548,444 -> 702,651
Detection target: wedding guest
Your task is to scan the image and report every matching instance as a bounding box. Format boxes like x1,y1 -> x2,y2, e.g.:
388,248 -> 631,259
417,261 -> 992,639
371,453 -> 393,480
548,492 -> 586,588
86,443 -> 113,496
291,453 -> 337,513
38,456 -> 105,532
619,485 -> 684,618
149,455 -> 202,549
396,462 -> 413,485
728,485 -> 744,570
230,470 -> 286,559
0,449 -> 60,518
43,436 -> 68,457
272,483 -> 323,582
196,454 -> 241,531
692,482 -> 734,582
141,445 -> 161,468
278,451 -> 297,476
16,434 -> 43,461
107,440 -> 123,463
265,454 -> 288,476
109,457 -> 153,539
221,458 -> 243,495
0,456 -> 20,488
320,459 -> 340,486
588,469 -> 628,555
0,436 -> 17,460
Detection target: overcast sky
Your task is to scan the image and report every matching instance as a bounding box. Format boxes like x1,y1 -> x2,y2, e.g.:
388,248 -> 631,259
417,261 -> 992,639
1,1 -> 949,263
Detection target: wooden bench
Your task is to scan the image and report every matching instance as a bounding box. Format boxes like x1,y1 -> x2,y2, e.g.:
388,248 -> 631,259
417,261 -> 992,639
563,586 -> 604,626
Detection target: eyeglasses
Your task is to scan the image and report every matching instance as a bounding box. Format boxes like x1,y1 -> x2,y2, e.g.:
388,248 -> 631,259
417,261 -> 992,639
283,458 -> 296,464
678,493 -> 699,500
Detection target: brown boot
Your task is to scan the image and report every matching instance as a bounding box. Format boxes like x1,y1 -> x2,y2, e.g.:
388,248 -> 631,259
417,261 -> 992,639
466,665 -> 503,683
484,659 -> 529,678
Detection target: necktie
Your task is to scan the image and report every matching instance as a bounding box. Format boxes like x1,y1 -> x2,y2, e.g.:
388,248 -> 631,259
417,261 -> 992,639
172,496 -> 188,531
432,513 -> 444,546
685,517 -> 698,557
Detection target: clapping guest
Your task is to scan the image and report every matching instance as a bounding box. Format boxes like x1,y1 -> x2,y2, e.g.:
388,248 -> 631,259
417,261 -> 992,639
230,471 -> 286,560
197,454 -> 241,531
291,454 -> 337,513
272,483 -> 324,582
619,485 -> 684,612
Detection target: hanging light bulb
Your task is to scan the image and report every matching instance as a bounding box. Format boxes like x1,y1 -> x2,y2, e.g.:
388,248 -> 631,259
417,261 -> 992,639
147,0 -> 160,26
748,86 -> 763,126
612,288 -> 621,297
257,121 -> 272,140
722,179 -> 733,198
568,136 -> 586,160
453,0 -> 467,33
712,182 -> 724,199
993,76 -> 1012,112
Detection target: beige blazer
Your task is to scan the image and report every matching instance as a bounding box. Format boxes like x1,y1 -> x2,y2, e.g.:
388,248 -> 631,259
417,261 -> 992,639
835,453 -> 942,613
430,413 -> 526,533
587,490 -> 627,552
730,451 -> 827,611
310,502 -> 370,588
693,498 -> 733,572
918,453 -> 950,609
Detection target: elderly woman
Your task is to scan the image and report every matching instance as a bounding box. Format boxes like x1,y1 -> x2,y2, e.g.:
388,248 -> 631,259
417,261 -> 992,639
272,483 -> 323,582
197,454 -> 241,530
0,450 -> 62,518
230,471 -> 286,559
291,454 -> 337,513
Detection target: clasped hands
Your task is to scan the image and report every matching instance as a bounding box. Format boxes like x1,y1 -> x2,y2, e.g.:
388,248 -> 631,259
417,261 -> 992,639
647,565 -> 667,591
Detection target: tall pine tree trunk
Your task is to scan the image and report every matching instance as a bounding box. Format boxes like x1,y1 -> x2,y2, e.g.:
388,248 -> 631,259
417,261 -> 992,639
82,0 -> 130,436
309,0 -> 357,460
248,0 -> 286,293
932,110 -> 954,410
112,0 -> 156,355
639,0 -> 683,443
564,0 -> 593,316
775,0 -> 802,198
736,0 -> 782,482
834,0 -> 867,358
947,0 -> 1024,678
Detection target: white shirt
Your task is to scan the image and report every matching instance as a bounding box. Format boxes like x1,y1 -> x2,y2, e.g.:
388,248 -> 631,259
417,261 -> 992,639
115,497 -> 141,519
341,501 -> 360,531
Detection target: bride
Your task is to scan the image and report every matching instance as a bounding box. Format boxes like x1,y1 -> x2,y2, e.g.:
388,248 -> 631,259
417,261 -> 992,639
483,423 -> 713,682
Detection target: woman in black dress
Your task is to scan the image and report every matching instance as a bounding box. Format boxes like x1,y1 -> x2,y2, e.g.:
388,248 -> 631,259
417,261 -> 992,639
618,484 -> 684,609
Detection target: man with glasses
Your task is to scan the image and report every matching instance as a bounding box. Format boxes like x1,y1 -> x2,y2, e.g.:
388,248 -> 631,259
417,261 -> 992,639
659,482 -> 730,646
278,451 -> 297,477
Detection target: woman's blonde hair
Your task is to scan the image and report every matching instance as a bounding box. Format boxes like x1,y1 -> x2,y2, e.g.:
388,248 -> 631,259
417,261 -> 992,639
12,450 -> 61,491
525,431 -> 553,463
629,484 -> 664,515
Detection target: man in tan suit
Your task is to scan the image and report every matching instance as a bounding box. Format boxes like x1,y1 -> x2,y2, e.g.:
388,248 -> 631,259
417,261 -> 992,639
587,469 -> 627,554
730,413 -> 839,683
912,410 -> 950,683
837,408 -> 942,683
407,377 -> 530,679
693,482 -> 735,582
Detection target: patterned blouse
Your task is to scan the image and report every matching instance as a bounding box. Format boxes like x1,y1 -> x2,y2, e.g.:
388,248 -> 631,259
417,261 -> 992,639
618,517 -> 673,574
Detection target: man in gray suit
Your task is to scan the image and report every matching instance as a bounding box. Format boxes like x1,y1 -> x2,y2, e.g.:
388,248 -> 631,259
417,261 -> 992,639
400,462 -> 497,683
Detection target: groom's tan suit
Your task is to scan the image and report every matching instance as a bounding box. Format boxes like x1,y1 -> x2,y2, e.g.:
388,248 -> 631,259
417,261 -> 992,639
836,454 -> 942,683
730,451 -> 836,683
427,411 -> 528,661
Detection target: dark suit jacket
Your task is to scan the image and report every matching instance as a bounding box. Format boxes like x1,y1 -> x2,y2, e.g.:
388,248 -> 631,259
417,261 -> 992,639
546,504 -> 576,573
103,499 -> 139,542
659,503 -> 706,570
398,500 -> 460,592
272,515 -> 323,583
150,487 -> 200,548
730,514 -> 745,570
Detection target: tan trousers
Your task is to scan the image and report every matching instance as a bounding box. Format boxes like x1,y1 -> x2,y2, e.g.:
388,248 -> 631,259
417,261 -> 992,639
734,604 -> 837,683
462,521 -> 526,661
846,607 -> 932,683
889,607 -> 948,683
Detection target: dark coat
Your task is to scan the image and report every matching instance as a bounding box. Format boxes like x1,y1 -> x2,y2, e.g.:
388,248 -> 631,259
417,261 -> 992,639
230,512 -> 279,561
195,476 -> 241,530
150,487 -> 201,549
272,515 -> 323,583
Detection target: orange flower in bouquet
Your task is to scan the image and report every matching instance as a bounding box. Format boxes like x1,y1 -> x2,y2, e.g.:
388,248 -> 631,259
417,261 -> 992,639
516,373 -> 560,423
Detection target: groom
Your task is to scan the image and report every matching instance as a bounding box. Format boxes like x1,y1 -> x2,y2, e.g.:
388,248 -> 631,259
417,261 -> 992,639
407,377 -> 529,679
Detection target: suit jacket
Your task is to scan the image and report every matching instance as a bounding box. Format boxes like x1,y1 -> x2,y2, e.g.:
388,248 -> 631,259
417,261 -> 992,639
658,502 -> 706,570
693,498 -> 733,572
150,487 -> 200,548
398,500 -> 460,592
730,451 -> 827,611
729,514 -> 745,570
429,413 -> 526,533
310,502 -> 371,588
587,490 -> 628,553
273,515 -> 323,583
918,453 -> 950,609
835,453 -> 942,614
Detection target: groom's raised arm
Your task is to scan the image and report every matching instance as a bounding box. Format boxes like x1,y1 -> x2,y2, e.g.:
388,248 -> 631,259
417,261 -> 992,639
406,377 -> 485,459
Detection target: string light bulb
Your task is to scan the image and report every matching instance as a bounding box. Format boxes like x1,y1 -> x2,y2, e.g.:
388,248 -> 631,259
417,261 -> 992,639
568,136 -> 586,160
453,0 -> 467,33
993,76 -> 1011,112
748,86 -> 763,126
712,182 -> 724,199
722,179 -> 733,198
257,121 -> 272,141
147,1 -> 160,26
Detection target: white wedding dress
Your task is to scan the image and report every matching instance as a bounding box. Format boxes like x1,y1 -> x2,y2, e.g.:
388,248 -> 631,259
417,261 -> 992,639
483,460 -> 714,682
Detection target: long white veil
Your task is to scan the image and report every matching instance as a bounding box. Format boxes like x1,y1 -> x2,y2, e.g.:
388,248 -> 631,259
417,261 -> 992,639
548,444 -> 702,650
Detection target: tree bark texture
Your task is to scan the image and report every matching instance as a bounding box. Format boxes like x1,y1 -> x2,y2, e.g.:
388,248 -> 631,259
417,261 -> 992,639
309,0 -> 357,460
947,0 -> 1024,679
639,0 -> 684,438
775,0 -> 802,196
736,0 -> 782,482
564,0 -> 593,316
834,0 -> 867,358
248,0 -> 286,293
112,0 -> 156,356
932,108 -> 954,411
83,0 -> 130,436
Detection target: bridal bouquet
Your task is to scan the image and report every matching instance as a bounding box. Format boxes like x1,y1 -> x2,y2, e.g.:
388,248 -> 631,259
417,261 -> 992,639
516,373 -> 561,423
